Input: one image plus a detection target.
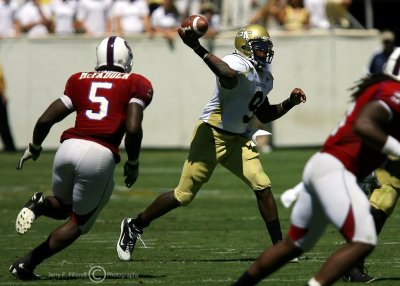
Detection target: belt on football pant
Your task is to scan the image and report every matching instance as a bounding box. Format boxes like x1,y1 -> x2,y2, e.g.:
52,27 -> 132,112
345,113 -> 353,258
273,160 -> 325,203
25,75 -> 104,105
203,122 -> 241,136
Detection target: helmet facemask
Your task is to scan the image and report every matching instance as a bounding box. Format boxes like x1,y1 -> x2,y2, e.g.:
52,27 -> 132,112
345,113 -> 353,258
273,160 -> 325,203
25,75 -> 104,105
249,39 -> 274,70
122,41 -> 133,73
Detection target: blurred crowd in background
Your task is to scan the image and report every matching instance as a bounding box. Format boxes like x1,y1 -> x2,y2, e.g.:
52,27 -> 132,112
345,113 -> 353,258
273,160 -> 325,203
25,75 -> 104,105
0,0 -> 359,40
0,0 -> 398,153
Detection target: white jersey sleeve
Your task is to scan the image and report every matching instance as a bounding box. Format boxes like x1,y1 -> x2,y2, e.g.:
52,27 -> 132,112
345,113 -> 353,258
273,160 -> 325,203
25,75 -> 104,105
223,54 -> 252,73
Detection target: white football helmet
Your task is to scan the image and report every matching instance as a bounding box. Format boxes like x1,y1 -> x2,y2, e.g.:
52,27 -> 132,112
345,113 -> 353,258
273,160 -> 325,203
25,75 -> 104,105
95,36 -> 133,73
383,47 -> 400,81
234,24 -> 274,70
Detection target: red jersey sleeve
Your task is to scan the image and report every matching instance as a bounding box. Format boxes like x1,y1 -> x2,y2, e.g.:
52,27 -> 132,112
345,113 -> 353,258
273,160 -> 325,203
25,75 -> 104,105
374,81 -> 400,115
63,73 -> 81,103
129,74 -> 153,108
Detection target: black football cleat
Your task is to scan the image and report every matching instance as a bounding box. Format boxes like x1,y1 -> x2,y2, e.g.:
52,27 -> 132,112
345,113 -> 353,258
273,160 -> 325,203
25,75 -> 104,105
116,218 -> 146,261
9,262 -> 40,280
342,266 -> 375,283
15,192 -> 45,234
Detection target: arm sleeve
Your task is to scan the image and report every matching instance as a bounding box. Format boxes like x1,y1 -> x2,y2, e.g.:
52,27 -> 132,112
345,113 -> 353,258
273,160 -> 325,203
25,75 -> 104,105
375,87 -> 400,117
222,54 -> 250,73
60,94 -> 74,110
61,74 -> 76,110
130,75 -> 153,109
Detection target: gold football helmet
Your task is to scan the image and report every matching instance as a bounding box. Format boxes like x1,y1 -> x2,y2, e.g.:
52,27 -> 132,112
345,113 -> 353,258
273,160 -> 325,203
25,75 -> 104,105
234,24 -> 274,69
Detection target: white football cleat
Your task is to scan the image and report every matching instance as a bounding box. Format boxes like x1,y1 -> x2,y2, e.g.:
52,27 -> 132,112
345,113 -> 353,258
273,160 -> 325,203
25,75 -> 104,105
16,208 -> 36,234
15,192 -> 45,234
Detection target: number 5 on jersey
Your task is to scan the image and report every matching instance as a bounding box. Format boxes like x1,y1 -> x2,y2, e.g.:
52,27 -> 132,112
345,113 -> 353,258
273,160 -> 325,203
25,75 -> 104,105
86,82 -> 112,120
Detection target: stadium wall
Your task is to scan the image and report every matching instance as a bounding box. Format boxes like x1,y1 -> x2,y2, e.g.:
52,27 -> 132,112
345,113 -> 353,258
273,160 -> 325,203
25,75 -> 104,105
0,29 -> 380,150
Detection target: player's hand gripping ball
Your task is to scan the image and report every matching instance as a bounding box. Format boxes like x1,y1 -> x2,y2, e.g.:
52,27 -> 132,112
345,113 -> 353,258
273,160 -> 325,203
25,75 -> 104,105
180,14 -> 208,38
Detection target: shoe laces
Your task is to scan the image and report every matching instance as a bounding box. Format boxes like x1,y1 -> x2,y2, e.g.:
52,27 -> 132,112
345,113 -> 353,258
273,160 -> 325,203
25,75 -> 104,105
135,233 -> 147,249
127,224 -> 147,249
361,266 -> 371,276
26,193 -> 45,214
32,193 -> 44,204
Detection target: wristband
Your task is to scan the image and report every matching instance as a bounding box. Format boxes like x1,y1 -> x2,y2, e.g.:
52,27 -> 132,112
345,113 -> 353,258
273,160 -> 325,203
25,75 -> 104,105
381,135 -> 400,157
127,159 -> 139,166
30,143 -> 42,149
281,98 -> 294,112
194,46 -> 209,60
29,143 -> 42,152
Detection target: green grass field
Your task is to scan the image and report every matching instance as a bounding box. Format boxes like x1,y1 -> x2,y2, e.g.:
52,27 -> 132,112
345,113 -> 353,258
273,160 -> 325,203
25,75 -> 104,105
0,149 -> 399,285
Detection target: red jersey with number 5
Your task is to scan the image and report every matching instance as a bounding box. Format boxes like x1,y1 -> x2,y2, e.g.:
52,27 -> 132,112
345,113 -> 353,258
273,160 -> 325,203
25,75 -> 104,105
322,80 -> 400,179
60,71 -> 153,161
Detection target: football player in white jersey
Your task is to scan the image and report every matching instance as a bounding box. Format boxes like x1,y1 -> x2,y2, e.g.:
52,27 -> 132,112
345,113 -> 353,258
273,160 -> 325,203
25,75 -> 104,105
116,24 -> 306,261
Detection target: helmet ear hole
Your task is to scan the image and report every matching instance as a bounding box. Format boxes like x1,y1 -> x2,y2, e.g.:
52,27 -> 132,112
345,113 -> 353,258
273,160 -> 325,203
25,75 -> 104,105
241,44 -> 250,52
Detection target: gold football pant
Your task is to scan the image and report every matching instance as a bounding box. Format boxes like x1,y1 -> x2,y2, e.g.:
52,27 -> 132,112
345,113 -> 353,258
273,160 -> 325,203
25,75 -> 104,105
174,121 -> 271,205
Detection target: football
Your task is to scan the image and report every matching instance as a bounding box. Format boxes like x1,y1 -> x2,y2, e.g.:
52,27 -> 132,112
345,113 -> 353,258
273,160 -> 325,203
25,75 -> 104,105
180,14 -> 208,38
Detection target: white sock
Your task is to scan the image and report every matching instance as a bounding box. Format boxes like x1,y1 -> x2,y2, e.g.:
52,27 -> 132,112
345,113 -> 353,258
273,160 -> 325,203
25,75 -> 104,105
308,277 -> 322,286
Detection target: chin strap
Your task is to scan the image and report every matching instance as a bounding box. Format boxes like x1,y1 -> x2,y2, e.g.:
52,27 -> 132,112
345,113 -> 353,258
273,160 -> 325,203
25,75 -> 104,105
253,58 -> 266,70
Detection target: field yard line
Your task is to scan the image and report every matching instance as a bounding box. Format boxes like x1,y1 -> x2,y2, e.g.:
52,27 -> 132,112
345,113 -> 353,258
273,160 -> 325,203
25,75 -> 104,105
134,167 -> 231,175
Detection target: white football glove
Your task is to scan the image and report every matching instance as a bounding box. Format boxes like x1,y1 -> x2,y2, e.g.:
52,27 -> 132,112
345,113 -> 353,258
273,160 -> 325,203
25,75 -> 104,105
16,143 -> 42,170
243,128 -> 272,147
280,182 -> 304,208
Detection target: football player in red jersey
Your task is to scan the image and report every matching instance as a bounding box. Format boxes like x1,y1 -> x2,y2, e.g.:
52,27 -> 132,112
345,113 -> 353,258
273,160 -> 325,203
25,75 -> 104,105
233,48 -> 400,286
342,162 -> 399,282
9,36 -> 153,280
